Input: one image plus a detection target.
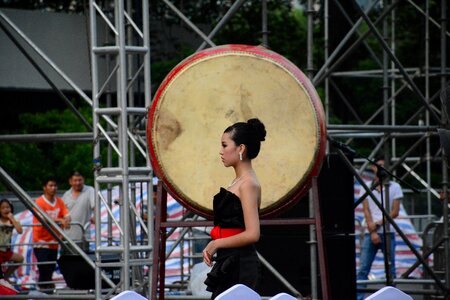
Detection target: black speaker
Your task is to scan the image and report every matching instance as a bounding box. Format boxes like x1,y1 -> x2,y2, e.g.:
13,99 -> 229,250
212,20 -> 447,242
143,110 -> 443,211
318,153 -> 356,299
58,254 -> 121,289
256,153 -> 355,299
318,154 -> 355,234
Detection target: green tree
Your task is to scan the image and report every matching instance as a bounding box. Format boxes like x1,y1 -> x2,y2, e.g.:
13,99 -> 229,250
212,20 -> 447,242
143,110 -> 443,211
0,106 -> 94,191
212,1 -> 309,68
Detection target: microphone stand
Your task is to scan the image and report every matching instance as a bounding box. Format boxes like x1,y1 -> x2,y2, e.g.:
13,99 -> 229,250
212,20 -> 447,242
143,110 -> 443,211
374,167 -> 392,285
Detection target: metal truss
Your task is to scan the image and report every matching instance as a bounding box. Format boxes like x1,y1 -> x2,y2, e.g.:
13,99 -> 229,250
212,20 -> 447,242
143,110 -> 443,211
0,0 -> 153,298
322,0 -> 449,297
0,0 -> 448,298
89,0 -> 152,298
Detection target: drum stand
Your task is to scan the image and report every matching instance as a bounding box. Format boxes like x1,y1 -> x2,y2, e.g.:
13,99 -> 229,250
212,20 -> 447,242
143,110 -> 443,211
151,177 -> 331,300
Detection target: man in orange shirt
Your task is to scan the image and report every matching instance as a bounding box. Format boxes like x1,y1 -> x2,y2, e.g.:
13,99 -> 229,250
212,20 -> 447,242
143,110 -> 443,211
32,178 -> 71,290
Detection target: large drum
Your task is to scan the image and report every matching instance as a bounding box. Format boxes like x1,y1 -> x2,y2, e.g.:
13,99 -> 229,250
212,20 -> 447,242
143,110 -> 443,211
147,44 -> 326,218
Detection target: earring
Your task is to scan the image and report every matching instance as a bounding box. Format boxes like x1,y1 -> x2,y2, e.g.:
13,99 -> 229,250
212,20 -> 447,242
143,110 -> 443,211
239,153 -> 243,161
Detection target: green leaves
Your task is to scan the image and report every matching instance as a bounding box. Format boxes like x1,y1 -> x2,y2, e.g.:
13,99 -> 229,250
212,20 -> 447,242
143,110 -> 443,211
0,106 -> 94,191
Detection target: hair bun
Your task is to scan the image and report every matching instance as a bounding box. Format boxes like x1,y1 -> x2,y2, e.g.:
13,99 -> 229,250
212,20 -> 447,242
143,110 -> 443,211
247,118 -> 266,142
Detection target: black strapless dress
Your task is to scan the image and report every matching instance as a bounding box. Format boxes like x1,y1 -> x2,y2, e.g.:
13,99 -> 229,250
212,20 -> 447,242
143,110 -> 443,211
204,188 -> 260,299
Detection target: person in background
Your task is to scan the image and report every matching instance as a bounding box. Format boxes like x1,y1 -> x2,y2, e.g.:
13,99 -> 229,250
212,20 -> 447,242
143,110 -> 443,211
62,172 -> 95,251
32,178 -> 71,290
0,199 -> 23,282
203,118 -> 266,299
357,159 -> 403,300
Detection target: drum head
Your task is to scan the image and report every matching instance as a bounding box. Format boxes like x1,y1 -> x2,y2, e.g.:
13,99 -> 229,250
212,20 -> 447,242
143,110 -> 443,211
147,44 -> 326,218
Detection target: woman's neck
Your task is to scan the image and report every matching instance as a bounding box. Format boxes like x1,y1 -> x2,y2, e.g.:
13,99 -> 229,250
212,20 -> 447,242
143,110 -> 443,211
234,161 -> 253,177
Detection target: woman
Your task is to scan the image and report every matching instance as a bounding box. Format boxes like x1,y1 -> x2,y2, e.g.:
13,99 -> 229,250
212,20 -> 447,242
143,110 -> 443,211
0,198 -> 24,282
203,118 -> 266,299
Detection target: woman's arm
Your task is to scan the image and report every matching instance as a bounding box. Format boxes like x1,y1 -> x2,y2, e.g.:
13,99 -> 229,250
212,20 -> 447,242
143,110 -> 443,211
8,213 -> 23,234
203,180 -> 260,266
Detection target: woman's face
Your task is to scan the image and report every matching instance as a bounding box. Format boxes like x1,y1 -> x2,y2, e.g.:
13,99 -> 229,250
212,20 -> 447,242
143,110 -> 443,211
220,132 -> 239,167
0,201 -> 11,218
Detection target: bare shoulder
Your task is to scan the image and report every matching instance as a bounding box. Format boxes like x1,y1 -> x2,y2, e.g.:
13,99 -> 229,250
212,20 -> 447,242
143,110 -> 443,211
241,175 -> 260,188
238,176 -> 261,198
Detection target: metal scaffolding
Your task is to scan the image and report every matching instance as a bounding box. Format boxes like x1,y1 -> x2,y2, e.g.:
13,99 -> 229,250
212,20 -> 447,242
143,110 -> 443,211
89,0 -> 152,298
322,0 -> 449,298
0,0 -> 448,299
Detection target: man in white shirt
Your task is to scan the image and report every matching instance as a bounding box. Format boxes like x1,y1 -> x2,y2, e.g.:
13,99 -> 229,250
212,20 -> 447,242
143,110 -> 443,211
62,172 -> 95,252
357,159 -> 403,300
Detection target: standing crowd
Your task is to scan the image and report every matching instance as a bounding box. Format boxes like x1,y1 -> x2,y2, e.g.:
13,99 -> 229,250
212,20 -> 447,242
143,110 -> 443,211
0,171 -> 94,290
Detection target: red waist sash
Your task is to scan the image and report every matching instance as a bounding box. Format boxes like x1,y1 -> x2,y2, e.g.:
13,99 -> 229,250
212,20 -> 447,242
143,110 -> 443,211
210,226 -> 244,240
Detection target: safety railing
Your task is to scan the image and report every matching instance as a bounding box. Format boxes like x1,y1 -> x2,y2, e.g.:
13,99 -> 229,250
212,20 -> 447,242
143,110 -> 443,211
0,221 -> 87,292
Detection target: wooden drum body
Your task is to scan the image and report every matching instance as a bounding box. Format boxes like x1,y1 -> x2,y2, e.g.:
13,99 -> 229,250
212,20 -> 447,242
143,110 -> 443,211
147,44 -> 326,219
